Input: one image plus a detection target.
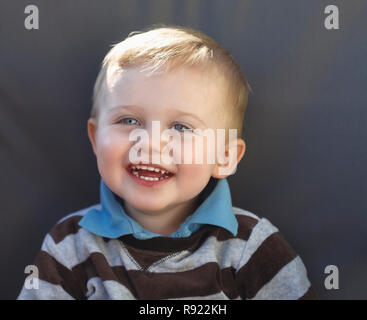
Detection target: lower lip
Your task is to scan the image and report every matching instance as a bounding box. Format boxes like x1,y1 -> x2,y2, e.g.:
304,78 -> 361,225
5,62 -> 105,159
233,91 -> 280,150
126,169 -> 174,187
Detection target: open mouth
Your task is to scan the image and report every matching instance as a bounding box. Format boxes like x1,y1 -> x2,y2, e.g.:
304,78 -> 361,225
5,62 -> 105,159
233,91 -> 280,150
127,164 -> 174,182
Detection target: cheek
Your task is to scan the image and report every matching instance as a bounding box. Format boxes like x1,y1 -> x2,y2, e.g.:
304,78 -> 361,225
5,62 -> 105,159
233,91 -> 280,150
176,164 -> 216,197
95,130 -> 131,166
179,135 -> 216,165
178,163 -> 215,180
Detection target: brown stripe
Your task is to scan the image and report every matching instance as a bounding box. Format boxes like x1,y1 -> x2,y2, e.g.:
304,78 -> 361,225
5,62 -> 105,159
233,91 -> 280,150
122,244 -> 175,270
220,267 -> 239,299
126,262 -> 222,299
60,251 -> 239,299
234,214 -> 259,240
106,214 -> 259,268
235,232 -> 298,299
34,250 -> 86,299
117,214 -> 258,253
299,286 -> 318,300
119,225 -> 222,253
71,252 -> 139,298
49,215 -> 83,244
125,262 -> 229,299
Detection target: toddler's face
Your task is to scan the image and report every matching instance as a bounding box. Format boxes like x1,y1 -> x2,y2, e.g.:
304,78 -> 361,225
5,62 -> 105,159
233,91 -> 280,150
88,64 -> 244,213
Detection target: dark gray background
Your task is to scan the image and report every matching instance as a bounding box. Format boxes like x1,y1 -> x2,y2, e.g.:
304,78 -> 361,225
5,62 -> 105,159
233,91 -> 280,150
1,0 -> 366,300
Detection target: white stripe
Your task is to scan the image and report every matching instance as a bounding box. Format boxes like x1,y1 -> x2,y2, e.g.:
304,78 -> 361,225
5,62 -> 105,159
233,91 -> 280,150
85,278 -> 136,300
46,205 -> 259,272
43,223 -> 248,272
42,229 -> 141,271
42,211 -> 281,280
142,236 -> 247,273
17,279 -> 75,300
251,256 -> 311,300
232,206 -> 261,221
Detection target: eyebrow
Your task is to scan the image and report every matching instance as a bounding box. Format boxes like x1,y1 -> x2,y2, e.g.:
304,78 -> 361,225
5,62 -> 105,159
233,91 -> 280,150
106,105 -> 136,113
107,105 -> 207,126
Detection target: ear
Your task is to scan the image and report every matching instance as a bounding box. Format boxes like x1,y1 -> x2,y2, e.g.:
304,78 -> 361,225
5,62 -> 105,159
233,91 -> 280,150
212,138 -> 246,179
87,118 -> 98,156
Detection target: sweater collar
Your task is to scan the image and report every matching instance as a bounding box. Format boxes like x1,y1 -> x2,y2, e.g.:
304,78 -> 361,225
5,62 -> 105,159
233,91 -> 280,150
79,177 -> 238,239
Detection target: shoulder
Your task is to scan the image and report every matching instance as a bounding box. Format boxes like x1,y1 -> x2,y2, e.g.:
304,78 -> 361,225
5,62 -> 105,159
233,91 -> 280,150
232,206 -> 299,273
232,206 -> 279,242
232,207 -> 313,299
232,206 -> 294,255
47,204 -> 101,245
38,204 -> 103,270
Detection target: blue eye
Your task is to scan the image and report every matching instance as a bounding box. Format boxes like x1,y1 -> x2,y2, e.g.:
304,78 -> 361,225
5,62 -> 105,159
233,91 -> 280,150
173,123 -> 193,132
119,117 -> 140,125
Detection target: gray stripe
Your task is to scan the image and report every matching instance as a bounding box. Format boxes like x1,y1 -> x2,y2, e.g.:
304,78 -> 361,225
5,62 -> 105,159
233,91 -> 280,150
17,279 -> 75,300
43,226 -> 248,272
251,256 -> 311,300
86,278 -> 136,300
235,218 -> 278,271
41,231 -> 141,271
151,236 -> 246,273
233,206 -> 260,221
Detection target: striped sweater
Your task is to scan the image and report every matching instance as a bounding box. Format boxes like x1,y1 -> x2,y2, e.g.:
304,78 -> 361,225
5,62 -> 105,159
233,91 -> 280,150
17,206 -> 316,300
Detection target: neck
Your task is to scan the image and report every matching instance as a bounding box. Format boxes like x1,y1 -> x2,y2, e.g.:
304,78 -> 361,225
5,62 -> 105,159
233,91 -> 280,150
122,197 -> 200,236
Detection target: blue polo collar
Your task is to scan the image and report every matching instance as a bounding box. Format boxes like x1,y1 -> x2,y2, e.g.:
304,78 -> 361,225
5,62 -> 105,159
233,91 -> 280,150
78,177 -> 238,239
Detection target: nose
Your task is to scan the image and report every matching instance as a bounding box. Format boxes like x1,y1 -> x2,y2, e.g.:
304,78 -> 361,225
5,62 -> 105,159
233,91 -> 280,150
140,120 -> 168,163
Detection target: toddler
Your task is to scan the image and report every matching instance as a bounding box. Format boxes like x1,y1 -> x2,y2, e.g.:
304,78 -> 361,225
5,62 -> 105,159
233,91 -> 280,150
18,25 -> 316,300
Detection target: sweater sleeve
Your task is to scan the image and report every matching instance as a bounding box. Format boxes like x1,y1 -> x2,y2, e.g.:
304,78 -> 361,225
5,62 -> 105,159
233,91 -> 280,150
17,233 -> 83,300
235,217 -> 317,300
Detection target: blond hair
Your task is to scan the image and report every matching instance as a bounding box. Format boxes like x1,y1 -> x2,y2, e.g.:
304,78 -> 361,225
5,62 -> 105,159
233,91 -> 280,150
91,23 -> 252,137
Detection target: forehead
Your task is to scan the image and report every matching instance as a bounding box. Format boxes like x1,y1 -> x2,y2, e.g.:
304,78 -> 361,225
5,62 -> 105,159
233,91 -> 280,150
100,64 -> 230,125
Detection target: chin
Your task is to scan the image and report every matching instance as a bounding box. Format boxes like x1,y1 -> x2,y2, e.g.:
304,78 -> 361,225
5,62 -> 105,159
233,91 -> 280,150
127,197 -> 169,213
